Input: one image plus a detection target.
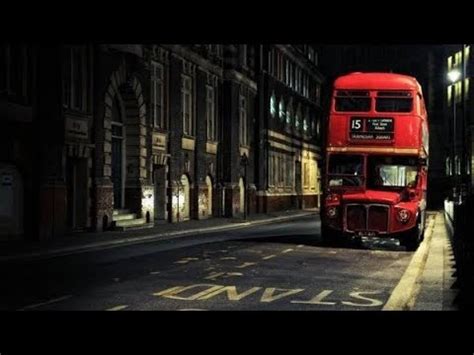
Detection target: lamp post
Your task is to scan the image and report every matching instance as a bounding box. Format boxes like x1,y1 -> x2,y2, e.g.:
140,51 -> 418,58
241,154 -> 248,220
175,179 -> 182,222
448,68 -> 461,203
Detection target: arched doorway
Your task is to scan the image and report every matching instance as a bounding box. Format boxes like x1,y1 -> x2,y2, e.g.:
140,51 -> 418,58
0,164 -> 23,239
111,95 -> 125,209
206,175 -> 213,217
154,163 -> 167,221
239,177 -> 245,215
179,174 -> 190,221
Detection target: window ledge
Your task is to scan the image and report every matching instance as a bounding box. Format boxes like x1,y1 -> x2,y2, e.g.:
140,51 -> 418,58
182,136 -> 195,151
206,141 -> 218,155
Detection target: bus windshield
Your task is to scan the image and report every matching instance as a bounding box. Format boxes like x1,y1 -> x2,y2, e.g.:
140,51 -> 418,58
367,156 -> 418,189
328,154 -> 364,187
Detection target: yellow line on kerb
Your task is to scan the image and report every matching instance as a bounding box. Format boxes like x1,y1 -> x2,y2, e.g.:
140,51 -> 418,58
383,214 -> 437,310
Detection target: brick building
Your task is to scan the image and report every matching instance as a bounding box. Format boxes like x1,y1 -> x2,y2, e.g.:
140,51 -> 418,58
0,44 -> 324,241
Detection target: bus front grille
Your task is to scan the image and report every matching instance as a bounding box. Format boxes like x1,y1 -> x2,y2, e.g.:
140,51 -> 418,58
368,205 -> 389,232
346,205 -> 366,231
345,204 -> 389,233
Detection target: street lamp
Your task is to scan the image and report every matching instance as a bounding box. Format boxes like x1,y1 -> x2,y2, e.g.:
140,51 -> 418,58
448,68 -> 462,203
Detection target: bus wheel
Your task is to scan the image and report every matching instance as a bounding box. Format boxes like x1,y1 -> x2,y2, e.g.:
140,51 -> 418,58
321,224 -> 337,245
401,218 -> 422,251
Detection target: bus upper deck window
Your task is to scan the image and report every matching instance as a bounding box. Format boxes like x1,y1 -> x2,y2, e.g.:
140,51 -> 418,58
335,90 -> 371,112
375,91 -> 413,113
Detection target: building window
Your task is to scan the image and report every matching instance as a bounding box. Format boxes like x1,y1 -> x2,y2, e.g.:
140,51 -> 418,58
3,45 -> 31,104
315,83 -> 321,105
151,62 -> 164,129
206,85 -> 216,141
286,100 -> 293,125
303,109 -> 309,133
446,157 -> 452,176
269,153 -> 275,187
455,155 -> 461,175
63,46 -> 89,112
268,49 -> 274,76
303,162 -> 309,188
295,104 -> 302,131
286,156 -> 293,188
447,86 -> 452,107
279,99 -> 285,122
239,94 -> 248,146
279,155 -> 284,186
289,63 -> 295,89
240,45 -> 247,68
270,92 -> 276,117
182,74 -> 193,136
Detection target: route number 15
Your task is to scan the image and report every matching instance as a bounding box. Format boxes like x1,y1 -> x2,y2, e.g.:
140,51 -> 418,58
351,118 -> 362,131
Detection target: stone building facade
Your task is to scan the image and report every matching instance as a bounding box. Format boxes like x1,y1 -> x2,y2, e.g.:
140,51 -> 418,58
0,44 -> 324,241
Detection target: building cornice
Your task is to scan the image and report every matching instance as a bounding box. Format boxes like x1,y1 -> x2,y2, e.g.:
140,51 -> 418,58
163,45 -> 224,77
224,69 -> 257,92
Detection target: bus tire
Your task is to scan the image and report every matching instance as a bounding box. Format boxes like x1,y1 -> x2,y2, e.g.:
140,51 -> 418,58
321,224 -> 336,245
401,216 -> 423,251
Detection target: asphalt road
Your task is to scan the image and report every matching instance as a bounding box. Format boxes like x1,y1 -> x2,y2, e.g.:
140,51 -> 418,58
0,215 -> 415,311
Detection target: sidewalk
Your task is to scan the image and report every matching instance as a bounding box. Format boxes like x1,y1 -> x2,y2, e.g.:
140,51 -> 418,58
0,209 -> 318,263
412,211 -> 458,310
383,211 -> 458,310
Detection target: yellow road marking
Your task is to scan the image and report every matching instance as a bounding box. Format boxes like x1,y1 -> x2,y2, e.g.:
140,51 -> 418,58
297,245 -> 304,248
260,288 -> 305,303
205,272 -> 244,280
18,295 -> 73,311
178,309 -> 208,311
342,291 -> 384,307
383,214 -> 437,310
220,257 -> 237,260
174,257 -> 199,264
154,284 -> 223,300
282,248 -> 294,254
204,272 -> 226,280
106,305 -> 129,311
149,271 -> 161,275
262,255 -> 277,260
291,290 -> 337,305
198,286 -> 262,301
235,262 -> 257,269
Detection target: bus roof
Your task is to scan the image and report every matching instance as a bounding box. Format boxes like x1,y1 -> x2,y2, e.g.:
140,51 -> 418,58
334,72 -> 422,93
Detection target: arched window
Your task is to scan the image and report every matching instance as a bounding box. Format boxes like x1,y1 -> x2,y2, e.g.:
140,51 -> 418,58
455,155 -> 461,176
295,104 -> 302,131
279,99 -> 286,121
270,92 -> 276,118
445,157 -> 451,176
303,108 -> 309,133
286,100 -> 293,125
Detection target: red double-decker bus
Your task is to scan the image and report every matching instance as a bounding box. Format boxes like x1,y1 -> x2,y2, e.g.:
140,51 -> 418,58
321,72 -> 429,250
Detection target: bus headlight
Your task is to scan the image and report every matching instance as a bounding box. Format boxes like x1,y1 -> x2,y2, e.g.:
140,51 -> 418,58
326,207 -> 338,219
397,209 -> 410,223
